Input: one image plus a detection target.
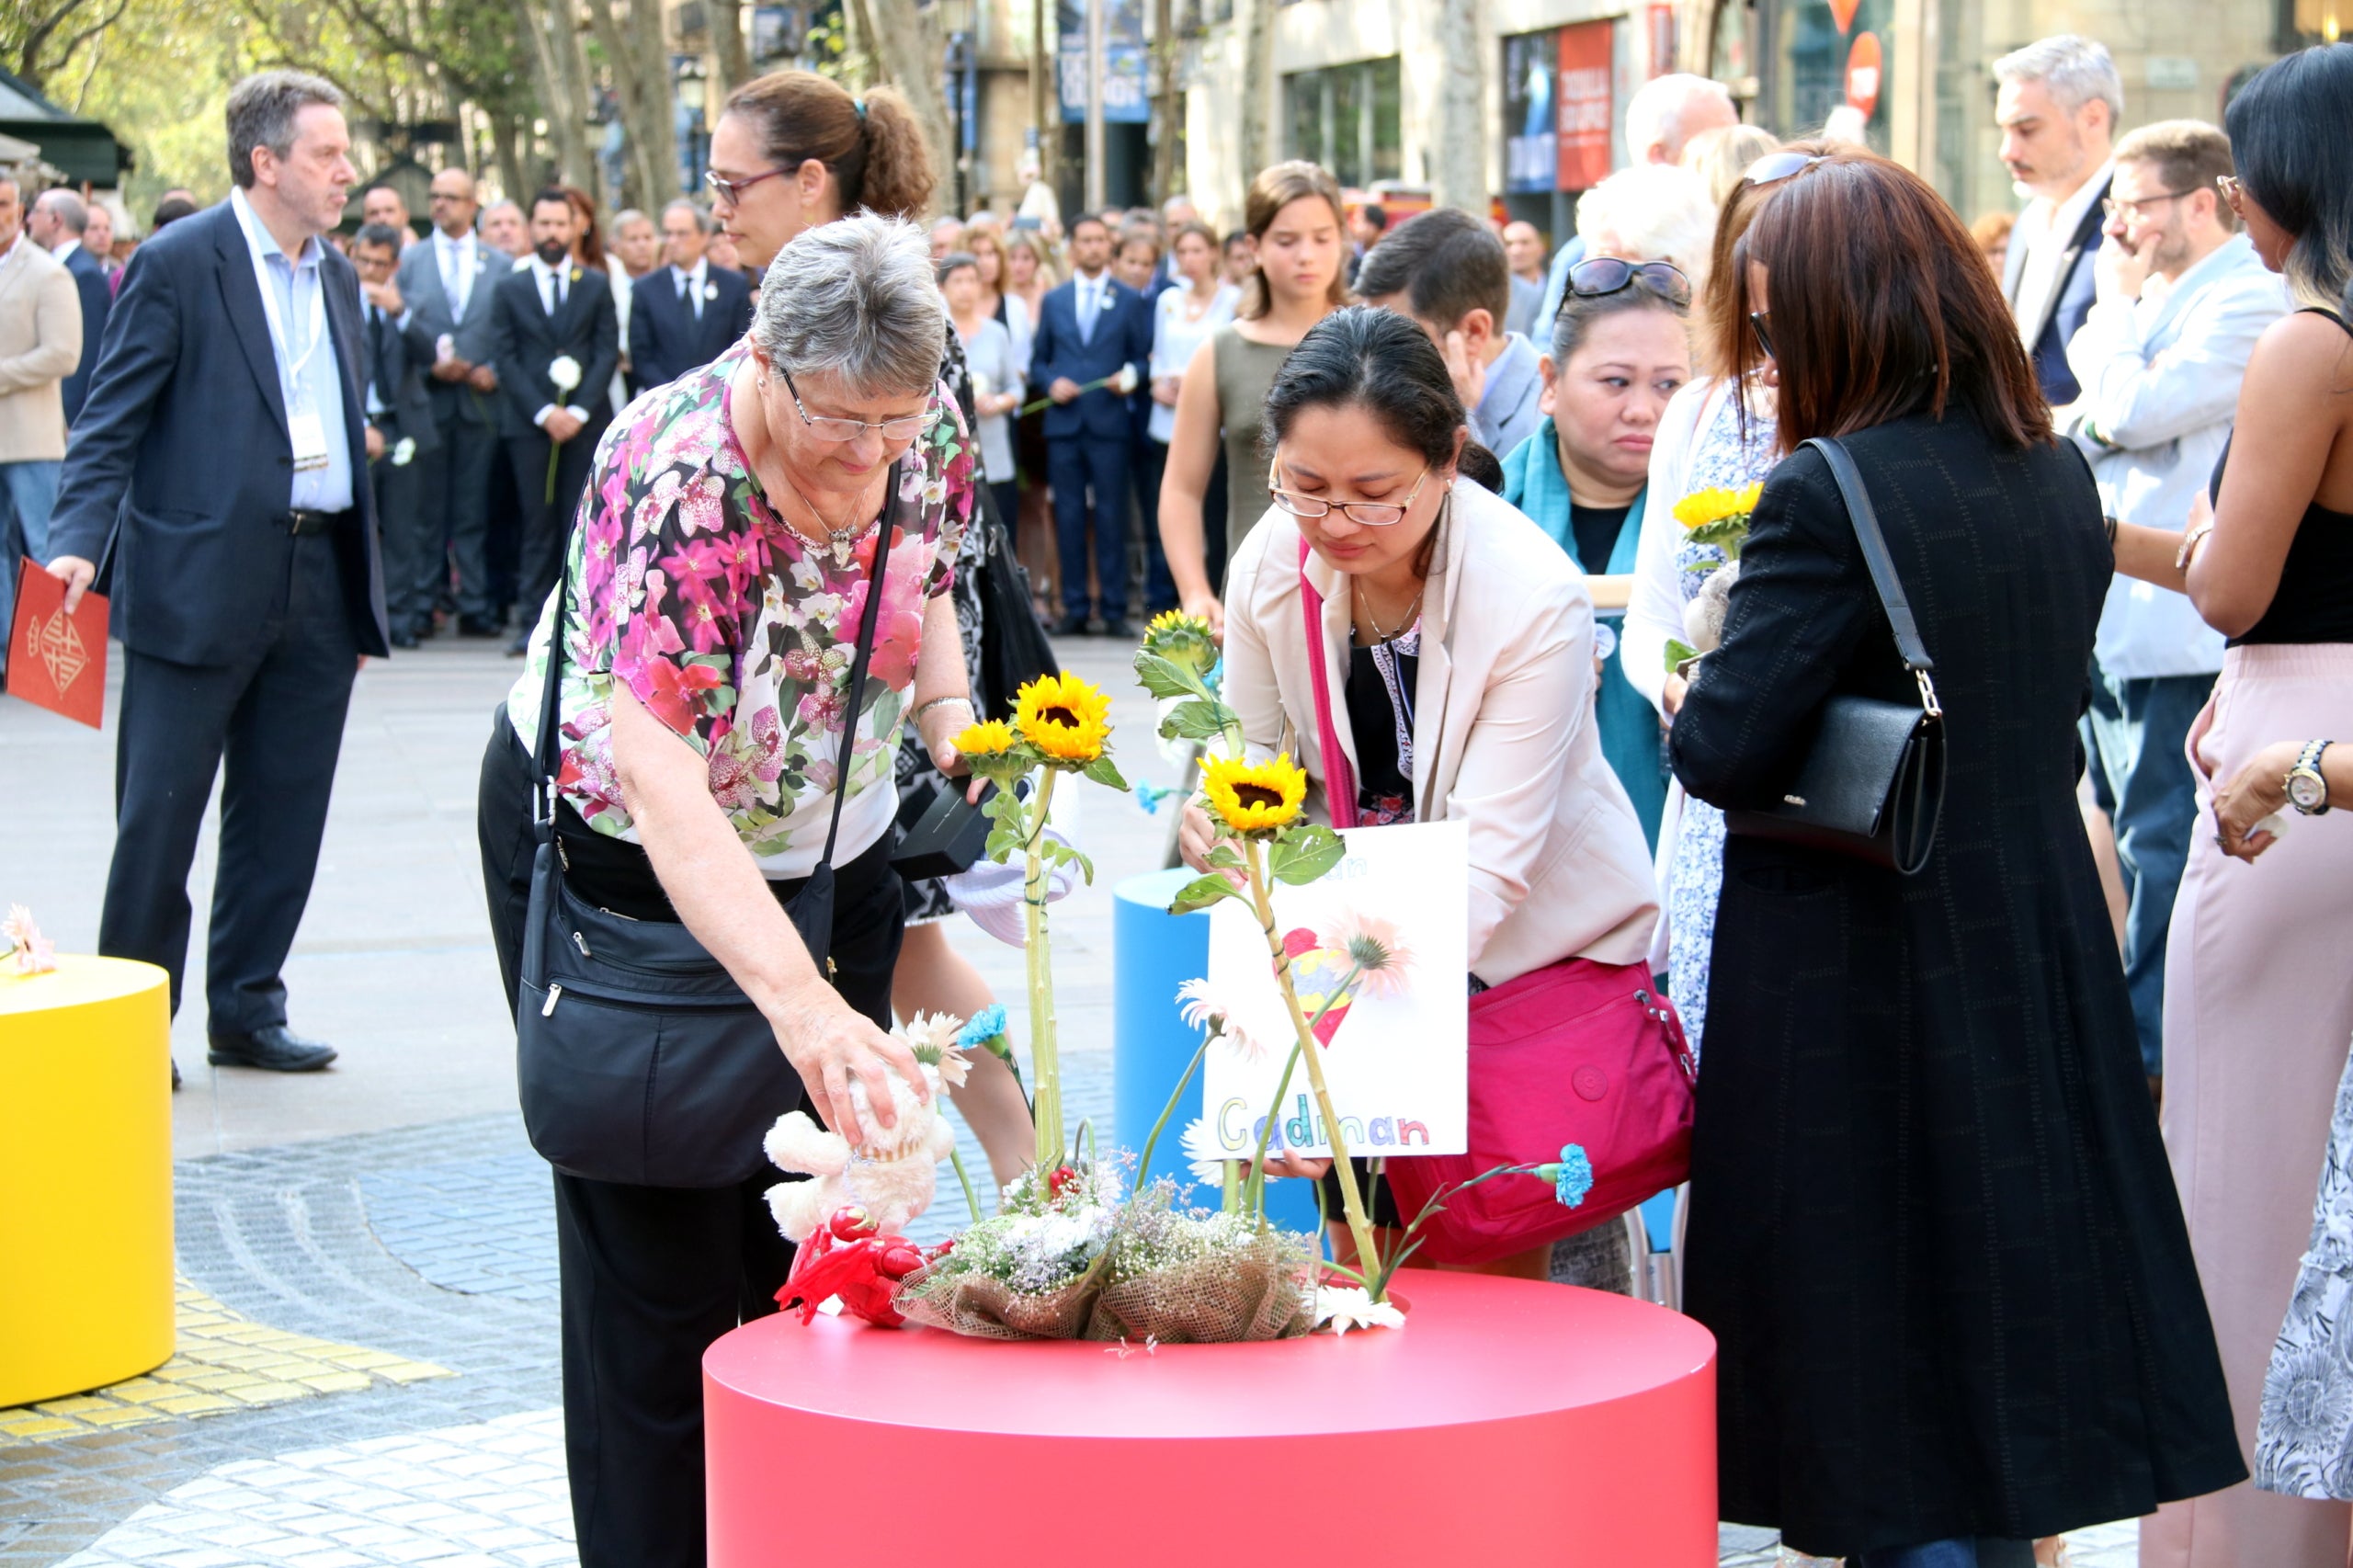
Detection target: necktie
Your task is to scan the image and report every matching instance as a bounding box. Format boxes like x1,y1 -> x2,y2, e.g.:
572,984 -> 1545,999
1079,279 -> 1096,346
547,267 -> 565,317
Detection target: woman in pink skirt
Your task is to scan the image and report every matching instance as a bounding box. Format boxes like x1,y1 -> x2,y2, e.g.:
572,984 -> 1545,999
2111,42 -> 2353,1568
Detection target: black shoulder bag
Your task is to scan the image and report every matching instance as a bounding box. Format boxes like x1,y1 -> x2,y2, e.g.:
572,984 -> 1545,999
515,479 -> 897,1188
1722,436 -> 1947,876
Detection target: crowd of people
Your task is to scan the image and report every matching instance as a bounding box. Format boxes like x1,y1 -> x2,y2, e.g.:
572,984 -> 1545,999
15,27 -> 2353,1568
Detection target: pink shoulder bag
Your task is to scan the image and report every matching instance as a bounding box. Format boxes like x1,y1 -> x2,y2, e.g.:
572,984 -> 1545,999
1297,539 -> 1696,1265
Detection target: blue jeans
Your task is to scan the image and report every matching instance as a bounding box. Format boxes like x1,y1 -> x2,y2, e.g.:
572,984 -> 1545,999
1856,1538 -> 2034,1568
2083,663 -> 2215,1077
0,458 -> 63,668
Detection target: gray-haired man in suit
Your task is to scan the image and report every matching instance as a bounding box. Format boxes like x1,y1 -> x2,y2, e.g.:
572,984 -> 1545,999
393,166 -> 503,638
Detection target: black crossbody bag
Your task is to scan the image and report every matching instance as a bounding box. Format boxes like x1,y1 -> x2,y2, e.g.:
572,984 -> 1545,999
515,481 -> 896,1188
1722,436 -> 1947,876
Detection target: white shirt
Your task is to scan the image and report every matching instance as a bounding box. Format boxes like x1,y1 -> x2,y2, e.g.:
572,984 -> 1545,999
433,228 -> 480,319
2065,233 -> 2290,678
228,187 -> 353,513
1148,279 -> 1237,443
671,258 -> 709,317
51,237 -> 79,265
2010,160 -> 2111,346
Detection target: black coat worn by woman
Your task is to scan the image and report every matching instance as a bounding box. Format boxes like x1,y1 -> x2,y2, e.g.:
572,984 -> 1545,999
1668,411 -> 2245,1559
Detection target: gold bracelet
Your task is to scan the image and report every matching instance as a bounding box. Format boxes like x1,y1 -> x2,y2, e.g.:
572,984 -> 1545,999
2176,522 -> 2214,573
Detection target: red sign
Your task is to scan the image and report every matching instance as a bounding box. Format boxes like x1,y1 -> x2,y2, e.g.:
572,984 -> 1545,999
1557,21 -> 1615,191
1846,31 -> 1883,119
8,558 -> 106,728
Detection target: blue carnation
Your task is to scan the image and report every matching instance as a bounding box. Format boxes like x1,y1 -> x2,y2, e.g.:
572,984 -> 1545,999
1553,1144 -> 1594,1209
1132,781 -> 1182,816
957,1005 -> 1009,1049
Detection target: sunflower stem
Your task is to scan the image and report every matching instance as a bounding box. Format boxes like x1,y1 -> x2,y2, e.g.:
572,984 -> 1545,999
1023,767 -> 1064,1171
1241,961 -> 1361,1218
1244,837 -> 1383,1297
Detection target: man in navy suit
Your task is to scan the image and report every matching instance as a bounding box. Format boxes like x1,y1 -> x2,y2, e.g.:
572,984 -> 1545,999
351,222 -> 441,650
28,187 -> 111,428
490,189 -> 620,653
44,71 -> 390,1082
1029,211 -> 1151,636
1995,34 -> 2119,406
629,199 -> 754,395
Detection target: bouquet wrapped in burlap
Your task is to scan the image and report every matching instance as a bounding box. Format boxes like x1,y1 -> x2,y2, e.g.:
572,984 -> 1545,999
1082,1197 -> 1316,1344
895,1247 -> 1112,1341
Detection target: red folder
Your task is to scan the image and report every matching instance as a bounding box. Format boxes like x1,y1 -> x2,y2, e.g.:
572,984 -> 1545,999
8,557 -> 105,728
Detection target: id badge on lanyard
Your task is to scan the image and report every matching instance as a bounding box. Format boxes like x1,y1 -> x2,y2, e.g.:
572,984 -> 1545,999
250,237 -> 334,473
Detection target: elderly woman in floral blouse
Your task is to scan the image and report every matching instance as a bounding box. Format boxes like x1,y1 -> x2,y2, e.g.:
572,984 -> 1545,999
476,213 -> 983,1568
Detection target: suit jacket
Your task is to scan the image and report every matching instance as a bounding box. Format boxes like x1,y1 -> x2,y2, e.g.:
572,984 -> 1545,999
0,236 -> 81,463
1028,273 -> 1151,441
47,200 -> 389,664
1667,411 -> 2244,1550
394,230 -> 503,426
2003,175 -> 2109,406
1223,478 -> 1659,986
357,297 -> 441,453
489,262 -> 620,441
628,263 -> 753,395
58,242 -> 110,429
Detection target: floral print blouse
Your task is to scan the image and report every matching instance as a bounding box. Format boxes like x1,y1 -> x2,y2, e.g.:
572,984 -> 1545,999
507,339 -> 976,875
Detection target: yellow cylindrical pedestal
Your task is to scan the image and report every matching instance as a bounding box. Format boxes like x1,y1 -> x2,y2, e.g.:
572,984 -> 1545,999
0,954 -> 175,1407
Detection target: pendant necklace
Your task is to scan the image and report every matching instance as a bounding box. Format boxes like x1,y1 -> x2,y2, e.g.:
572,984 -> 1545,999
1357,578 -> 1423,646
777,466 -> 876,569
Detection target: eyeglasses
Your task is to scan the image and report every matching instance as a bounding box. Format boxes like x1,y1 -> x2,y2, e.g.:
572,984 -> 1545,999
1742,151 -> 1833,188
1564,257 -> 1692,309
775,364 -> 939,443
2102,189 -> 2196,222
705,165 -> 791,206
1748,311 -> 1776,359
1267,456 -> 1433,526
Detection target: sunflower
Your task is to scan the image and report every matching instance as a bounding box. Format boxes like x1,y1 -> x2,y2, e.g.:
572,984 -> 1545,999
952,718 -> 1020,758
1015,673 -> 1113,764
1202,753 -> 1308,834
1672,483 -> 1763,530
1142,610 -> 1219,675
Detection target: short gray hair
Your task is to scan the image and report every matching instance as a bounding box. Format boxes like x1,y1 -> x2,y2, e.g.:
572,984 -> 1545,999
34,187 -> 85,233
753,213 -> 945,397
226,70 -> 343,189
661,198 -> 713,235
1994,35 -> 2124,131
1624,74 -> 1737,165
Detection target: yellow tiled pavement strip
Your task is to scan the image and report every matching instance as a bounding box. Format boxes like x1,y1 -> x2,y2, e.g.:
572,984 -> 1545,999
0,1278 -> 450,1445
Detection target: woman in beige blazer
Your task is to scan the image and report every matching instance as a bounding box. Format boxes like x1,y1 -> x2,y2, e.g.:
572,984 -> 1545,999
1177,306 -> 1659,1277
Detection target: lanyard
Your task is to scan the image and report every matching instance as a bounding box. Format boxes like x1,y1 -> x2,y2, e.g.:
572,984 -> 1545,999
234,196 -> 328,399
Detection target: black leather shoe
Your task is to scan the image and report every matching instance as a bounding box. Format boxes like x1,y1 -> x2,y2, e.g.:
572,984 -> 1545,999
1050,613 -> 1090,637
456,613 -> 502,638
207,1025 -> 338,1072
1103,618 -> 1142,641
390,627 -> 420,650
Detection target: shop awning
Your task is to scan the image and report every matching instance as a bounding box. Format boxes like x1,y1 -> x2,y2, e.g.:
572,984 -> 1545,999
0,67 -> 132,187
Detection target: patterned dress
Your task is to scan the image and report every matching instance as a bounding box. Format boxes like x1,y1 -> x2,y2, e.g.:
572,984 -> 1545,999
506,338 -> 975,873
2257,1041 -> 2353,1500
1664,384 -> 1779,1059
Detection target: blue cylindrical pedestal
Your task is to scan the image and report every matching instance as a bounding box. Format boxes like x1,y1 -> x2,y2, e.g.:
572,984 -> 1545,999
1112,869 -> 1321,1236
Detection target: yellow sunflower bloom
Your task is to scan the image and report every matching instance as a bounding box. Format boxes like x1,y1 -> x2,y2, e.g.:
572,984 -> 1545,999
1672,483 -> 1764,531
952,718 -> 1019,758
1202,753 -> 1309,834
1015,673 -> 1113,764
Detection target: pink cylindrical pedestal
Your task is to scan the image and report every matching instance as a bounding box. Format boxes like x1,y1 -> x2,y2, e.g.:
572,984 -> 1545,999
705,1269 -> 1717,1565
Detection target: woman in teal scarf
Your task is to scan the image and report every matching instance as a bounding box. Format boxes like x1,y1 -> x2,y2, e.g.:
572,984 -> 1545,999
1499,258 -> 1693,847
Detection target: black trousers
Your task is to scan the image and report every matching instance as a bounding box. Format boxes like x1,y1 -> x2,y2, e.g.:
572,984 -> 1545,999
370,448 -> 432,629
1048,433 -> 1131,622
1131,436 -> 1176,616
421,403 -> 498,619
477,718 -> 904,1568
506,423 -> 605,626
101,528 -> 359,1032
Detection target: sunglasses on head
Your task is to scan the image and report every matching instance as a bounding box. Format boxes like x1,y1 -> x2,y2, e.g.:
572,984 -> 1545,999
1743,151 -> 1834,188
1563,257 -> 1692,310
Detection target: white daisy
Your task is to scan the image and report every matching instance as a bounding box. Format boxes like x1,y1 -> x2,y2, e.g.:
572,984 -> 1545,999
1314,1286 -> 1405,1336
1178,1117 -> 1227,1185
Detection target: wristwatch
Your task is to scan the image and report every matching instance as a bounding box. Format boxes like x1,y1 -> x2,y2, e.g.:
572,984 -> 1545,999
2286,740 -> 2335,816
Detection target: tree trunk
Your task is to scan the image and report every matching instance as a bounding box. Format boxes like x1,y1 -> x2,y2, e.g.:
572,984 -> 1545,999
1029,0 -> 1057,212
708,0 -> 751,99
862,0 -> 951,215
1429,0 -> 1486,212
1237,0 -> 1273,190
1151,0 -> 1179,204
491,109 -> 529,202
517,0 -> 596,189
580,0 -> 681,210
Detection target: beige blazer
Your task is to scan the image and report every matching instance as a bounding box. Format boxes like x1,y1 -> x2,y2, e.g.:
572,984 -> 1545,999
1223,479 -> 1659,985
0,236 -> 80,462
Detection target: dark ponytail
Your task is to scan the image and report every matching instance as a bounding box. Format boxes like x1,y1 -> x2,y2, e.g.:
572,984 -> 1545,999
1262,305 -> 1467,472
721,70 -> 936,222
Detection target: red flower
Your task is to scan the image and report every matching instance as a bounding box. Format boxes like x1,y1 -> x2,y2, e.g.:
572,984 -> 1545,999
631,656 -> 724,734
1046,1165 -> 1080,1199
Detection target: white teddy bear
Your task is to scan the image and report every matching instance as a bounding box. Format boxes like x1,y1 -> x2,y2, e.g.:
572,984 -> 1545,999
763,1012 -> 969,1243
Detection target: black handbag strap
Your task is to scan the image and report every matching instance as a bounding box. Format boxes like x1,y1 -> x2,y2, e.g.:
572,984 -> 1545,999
1799,436 -> 1942,718
533,458 -> 903,875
